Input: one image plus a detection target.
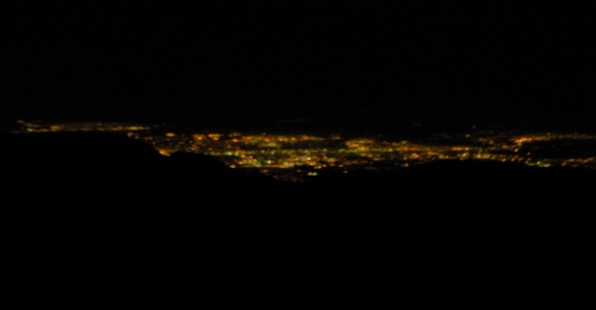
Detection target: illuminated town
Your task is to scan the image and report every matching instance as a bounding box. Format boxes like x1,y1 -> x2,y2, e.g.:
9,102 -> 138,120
13,120 -> 596,181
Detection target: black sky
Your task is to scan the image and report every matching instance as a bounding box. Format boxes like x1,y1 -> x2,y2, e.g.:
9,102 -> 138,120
3,4 -> 595,130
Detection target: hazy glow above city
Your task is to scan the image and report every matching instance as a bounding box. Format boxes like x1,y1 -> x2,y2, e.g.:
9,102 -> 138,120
14,120 -> 596,181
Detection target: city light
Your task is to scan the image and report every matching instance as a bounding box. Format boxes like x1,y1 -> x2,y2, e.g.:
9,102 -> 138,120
14,121 -> 596,181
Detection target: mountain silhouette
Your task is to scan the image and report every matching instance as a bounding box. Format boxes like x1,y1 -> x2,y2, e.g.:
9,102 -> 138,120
1,132 -> 595,307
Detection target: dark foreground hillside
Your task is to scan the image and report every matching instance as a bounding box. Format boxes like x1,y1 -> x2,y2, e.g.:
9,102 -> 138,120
2,132 -> 595,307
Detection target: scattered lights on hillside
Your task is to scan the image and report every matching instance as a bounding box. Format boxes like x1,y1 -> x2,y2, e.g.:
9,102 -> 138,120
14,121 -> 596,181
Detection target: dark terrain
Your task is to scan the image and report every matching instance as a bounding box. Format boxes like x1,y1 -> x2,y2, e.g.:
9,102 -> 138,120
2,132 -> 595,307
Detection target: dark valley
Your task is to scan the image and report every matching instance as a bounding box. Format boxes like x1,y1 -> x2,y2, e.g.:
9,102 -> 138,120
2,131 -> 595,307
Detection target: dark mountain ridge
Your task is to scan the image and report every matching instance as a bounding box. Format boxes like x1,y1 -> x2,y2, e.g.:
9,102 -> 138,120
1,132 -> 595,307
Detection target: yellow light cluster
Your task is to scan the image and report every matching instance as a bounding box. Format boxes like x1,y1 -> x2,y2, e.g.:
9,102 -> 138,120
15,121 -> 596,181
16,121 -> 153,133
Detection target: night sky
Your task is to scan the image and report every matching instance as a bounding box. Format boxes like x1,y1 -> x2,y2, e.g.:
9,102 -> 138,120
3,4 -> 595,130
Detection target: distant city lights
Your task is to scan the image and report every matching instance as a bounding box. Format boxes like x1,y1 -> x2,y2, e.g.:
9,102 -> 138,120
14,120 -> 596,181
